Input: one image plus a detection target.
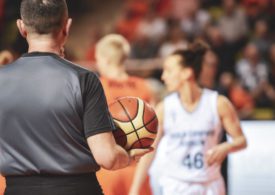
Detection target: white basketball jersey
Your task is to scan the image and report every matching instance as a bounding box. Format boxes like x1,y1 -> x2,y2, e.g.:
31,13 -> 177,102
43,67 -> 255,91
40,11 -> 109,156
149,89 -> 223,182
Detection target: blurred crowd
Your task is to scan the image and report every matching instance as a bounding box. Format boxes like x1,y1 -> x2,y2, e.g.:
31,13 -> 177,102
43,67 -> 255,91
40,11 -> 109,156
0,0 -> 275,119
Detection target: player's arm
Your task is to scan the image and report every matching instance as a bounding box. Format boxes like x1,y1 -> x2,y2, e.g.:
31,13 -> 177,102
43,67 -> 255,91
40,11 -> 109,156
129,101 -> 164,195
87,133 -> 152,170
206,95 -> 247,166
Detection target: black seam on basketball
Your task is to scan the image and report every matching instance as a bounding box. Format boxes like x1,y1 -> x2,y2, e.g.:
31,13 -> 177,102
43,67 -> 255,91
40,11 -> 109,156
111,98 -> 139,122
112,98 -> 139,122
117,99 -> 143,147
114,115 -> 157,138
136,115 -> 157,133
117,115 -> 157,137
129,138 -> 154,150
139,102 -> 146,148
142,106 -> 157,134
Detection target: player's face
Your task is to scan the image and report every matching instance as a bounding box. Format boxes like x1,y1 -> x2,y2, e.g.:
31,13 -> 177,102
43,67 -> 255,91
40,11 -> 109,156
161,55 -> 185,92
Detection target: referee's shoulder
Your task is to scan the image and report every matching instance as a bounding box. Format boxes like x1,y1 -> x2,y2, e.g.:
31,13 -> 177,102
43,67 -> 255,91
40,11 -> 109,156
53,56 -> 98,78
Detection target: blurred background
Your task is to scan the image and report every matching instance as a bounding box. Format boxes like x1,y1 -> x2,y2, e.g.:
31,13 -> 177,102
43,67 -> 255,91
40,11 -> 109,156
0,0 -> 275,195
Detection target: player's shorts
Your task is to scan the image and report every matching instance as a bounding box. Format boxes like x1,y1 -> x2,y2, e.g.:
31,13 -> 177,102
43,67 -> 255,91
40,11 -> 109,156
158,176 -> 225,195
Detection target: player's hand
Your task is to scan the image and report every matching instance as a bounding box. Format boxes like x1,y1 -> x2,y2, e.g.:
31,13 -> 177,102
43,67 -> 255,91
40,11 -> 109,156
206,143 -> 231,166
128,147 -> 154,165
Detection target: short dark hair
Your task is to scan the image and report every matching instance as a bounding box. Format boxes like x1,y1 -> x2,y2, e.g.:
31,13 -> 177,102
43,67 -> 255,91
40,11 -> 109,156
172,40 -> 209,79
20,0 -> 68,34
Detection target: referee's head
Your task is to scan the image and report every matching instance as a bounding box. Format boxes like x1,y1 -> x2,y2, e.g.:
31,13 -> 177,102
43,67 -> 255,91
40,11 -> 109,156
16,0 -> 71,46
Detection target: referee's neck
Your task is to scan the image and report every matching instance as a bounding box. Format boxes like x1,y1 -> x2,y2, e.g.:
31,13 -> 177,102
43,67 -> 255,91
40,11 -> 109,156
27,34 -> 64,57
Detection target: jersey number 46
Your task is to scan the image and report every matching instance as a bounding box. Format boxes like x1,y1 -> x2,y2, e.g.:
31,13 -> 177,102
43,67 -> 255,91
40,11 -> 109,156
182,152 -> 204,169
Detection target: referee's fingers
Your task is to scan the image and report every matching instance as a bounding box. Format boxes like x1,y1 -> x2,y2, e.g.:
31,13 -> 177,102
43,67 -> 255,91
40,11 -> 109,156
129,147 -> 154,159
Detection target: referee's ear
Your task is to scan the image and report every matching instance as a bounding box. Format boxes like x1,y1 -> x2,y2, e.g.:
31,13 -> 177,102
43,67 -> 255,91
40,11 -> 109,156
63,18 -> 72,37
16,19 -> 27,38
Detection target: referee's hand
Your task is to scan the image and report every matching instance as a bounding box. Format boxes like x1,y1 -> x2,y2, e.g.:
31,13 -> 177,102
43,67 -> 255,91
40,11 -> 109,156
128,147 -> 154,165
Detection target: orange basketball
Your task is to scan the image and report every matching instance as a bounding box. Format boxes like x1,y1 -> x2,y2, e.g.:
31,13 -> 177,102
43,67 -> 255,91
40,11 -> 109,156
109,96 -> 158,150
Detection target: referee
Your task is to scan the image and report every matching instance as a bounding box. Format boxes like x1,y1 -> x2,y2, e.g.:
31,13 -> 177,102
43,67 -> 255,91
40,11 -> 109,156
0,0 -> 151,195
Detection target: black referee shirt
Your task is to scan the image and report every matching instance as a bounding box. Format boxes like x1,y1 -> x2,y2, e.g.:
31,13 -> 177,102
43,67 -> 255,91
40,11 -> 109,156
0,52 -> 115,176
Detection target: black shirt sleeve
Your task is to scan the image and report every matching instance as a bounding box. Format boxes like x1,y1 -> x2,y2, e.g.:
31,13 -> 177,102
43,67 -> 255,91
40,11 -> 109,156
82,72 -> 116,138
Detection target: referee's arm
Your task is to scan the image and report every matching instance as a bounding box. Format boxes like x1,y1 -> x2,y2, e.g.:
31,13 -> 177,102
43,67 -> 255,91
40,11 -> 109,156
87,132 -> 129,170
87,132 -> 153,170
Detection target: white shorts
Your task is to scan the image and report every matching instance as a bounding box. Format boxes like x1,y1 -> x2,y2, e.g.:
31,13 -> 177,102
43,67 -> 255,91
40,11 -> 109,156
158,176 -> 225,195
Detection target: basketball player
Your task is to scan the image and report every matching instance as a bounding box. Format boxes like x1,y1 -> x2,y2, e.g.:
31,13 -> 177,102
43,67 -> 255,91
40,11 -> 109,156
129,41 -> 247,195
95,34 -> 153,104
95,34 -> 154,195
0,1 -> 151,195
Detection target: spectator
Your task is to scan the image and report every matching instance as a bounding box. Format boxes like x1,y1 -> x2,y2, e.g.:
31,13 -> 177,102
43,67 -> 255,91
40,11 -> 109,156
131,33 -> 159,59
242,0 -> 269,29
219,72 -> 254,119
116,1 -> 148,42
136,9 -> 167,43
153,0 -> 172,17
199,50 -> 219,89
218,0 -> 248,44
236,43 -> 271,107
251,19 -> 271,59
266,43 -> 275,106
205,24 -> 235,75
131,8 -> 163,59
268,43 -> 275,87
268,0 -> 275,36
169,0 -> 189,19
180,0 -> 210,38
159,21 -> 188,57
199,50 -> 254,119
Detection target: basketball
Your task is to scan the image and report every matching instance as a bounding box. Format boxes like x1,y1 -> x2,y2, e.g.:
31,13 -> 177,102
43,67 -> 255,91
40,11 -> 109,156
109,96 -> 158,151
